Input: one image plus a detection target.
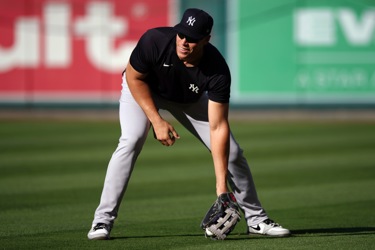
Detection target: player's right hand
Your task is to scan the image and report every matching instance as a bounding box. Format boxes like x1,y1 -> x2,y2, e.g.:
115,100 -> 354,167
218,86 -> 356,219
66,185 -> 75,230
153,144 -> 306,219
152,119 -> 180,146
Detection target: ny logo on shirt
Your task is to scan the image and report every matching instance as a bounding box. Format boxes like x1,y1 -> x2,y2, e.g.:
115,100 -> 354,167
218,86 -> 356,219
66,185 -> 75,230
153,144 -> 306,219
189,83 -> 199,93
186,16 -> 196,26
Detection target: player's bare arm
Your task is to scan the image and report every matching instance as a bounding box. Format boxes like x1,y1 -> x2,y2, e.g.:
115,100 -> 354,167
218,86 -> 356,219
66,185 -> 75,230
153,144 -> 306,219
126,63 -> 180,146
208,100 -> 230,196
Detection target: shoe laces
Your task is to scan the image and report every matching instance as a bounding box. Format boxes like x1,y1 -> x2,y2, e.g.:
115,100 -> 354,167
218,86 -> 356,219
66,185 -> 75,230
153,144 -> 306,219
94,223 -> 108,230
263,219 -> 280,227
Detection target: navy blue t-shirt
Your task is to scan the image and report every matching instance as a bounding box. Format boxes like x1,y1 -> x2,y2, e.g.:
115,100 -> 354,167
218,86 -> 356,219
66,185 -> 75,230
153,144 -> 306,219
129,27 -> 231,103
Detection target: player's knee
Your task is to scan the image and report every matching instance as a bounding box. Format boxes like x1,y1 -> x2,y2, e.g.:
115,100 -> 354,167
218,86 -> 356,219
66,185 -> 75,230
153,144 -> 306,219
228,145 -> 244,163
118,135 -> 146,149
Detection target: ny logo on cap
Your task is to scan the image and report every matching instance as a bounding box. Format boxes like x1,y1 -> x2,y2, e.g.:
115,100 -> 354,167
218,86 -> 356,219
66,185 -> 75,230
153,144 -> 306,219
186,16 -> 196,26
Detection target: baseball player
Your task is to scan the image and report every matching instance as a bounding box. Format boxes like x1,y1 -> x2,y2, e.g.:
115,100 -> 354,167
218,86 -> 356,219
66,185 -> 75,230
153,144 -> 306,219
88,8 -> 290,240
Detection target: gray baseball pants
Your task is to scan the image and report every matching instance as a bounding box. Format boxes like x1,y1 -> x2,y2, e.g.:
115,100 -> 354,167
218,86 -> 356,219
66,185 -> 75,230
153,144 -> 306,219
92,74 -> 268,228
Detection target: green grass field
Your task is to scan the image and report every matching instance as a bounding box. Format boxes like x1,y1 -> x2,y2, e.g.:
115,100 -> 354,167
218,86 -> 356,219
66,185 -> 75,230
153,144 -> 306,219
1,115 -> 374,249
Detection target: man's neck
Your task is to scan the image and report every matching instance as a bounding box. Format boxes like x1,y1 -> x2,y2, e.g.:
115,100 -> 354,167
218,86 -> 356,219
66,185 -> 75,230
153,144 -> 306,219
183,50 -> 203,67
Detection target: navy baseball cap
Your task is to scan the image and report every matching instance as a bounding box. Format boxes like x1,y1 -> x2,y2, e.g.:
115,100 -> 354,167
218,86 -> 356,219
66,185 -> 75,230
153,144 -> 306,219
174,8 -> 213,41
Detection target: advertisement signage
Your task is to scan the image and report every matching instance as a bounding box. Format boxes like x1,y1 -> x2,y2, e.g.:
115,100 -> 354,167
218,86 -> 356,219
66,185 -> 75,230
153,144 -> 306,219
0,0 -> 170,104
2,0 -> 374,106
232,0 -> 375,105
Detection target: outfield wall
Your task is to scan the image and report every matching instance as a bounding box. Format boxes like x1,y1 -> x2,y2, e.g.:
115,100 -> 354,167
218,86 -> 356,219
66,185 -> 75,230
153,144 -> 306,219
0,0 -> 374,107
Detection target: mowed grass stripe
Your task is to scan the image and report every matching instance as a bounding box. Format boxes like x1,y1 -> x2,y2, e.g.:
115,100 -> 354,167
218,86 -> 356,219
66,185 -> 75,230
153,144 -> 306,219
0,118 -> 374,249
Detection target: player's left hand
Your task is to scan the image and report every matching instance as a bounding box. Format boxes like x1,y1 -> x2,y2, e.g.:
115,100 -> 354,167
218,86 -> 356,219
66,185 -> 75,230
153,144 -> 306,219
201,192 -> 241,240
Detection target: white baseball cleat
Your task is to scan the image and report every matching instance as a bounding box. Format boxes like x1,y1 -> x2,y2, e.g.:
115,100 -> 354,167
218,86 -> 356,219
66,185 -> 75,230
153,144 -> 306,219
87,223 -> 111,240
248,219 -> 291,237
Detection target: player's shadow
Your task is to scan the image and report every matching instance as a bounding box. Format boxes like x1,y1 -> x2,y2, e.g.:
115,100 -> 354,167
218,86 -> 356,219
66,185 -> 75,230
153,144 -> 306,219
291,227 -> 375,237
111,233 -> 204,240
111,227 -> 375,240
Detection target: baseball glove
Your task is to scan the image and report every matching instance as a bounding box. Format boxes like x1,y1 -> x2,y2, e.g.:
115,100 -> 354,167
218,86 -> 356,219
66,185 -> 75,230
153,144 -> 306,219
200,192 -> 241,240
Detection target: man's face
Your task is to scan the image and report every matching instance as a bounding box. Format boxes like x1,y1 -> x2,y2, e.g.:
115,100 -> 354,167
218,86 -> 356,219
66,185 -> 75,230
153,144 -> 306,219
175,33 -> 209,63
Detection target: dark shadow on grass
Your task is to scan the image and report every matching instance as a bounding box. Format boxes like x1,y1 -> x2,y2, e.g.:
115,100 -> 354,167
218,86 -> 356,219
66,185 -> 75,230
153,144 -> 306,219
111,233 -> 251,241
291,227 -> 375,236
111,233 -> 201,240
109,227 -> 375,240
